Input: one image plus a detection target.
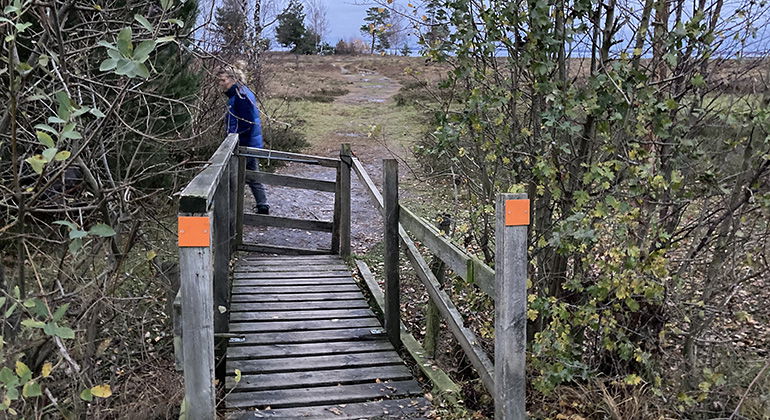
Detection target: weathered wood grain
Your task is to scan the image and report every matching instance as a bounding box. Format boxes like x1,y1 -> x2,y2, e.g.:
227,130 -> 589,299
179,222 -> 215,419
233,263 -> 348,272
225,380 -> 424,409
230,292 -> 363,303
231,284 -> 360,294
180,134 -> 239,214
227,351 -> 404,374
238,243 -> 332,255
355,259 -> 462,404
242,213 -> 333,232
226,341 -> 393,360
338,144 -> 352,258
225,397 -> 431,419
229,308 -> 375,322
226,365 -> 412,391
383,159 -> 401,349
494,194 -> 528,420
229,317 -> 381,333
233,270 -> 351,279
231,277 -> 356,287
229,300 -> 371,312
228,327 -> 388,345
399,205 -> 495,298
239,146 -> 340,168
244,170 -> 336,192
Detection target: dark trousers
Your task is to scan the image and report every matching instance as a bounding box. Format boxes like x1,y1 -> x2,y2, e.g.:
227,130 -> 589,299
246,157 -> 268,208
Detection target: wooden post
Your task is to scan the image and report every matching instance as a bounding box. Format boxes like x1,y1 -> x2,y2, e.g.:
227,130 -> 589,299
179,212 -> 216,419
339,144 -> 352,258
331,163 -> 341,254
494,193 -> 529,420
424,214 -> 451,358
212,179 -> 230,383
236,155 -> 246,246
229,156 -> 238,250
383,159 -> 401,349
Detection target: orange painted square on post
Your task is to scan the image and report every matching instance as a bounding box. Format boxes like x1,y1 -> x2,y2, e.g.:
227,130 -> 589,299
505,199 -> 530,226
178,216 -> 211,247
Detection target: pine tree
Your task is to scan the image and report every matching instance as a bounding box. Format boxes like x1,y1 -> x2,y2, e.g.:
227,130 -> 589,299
275,0 -> 307,53
360,7 -> 391,54
215,0 -> 247,54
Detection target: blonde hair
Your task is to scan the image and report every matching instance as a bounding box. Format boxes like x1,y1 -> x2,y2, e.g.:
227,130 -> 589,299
217,59 -> 249,83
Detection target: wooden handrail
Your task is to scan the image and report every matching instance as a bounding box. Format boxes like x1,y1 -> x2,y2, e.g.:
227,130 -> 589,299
238,146 -> 341,168
351,155 -> 528,420
180,134 -> 240,214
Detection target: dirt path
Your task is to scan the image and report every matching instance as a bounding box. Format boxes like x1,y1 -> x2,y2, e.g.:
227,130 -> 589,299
243,65 -> 411,254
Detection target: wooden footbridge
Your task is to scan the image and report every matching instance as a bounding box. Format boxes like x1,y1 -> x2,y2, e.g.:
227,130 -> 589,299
175,134 -> 529,419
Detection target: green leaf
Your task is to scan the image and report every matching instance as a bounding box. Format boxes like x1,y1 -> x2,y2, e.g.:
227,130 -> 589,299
98,40 -> 116,49
691,73 -> 705,87
160,0 -> 173,11
34,124 -> 57,134
80,388 -> 93,402
25,155 -> 46,174
89,223 -> 116,237
4,302 -> 17,318
42,147 -> 57,162
43,323 -> 75,339
72,107 -> 91,117
115,59 -> 134,76
68,238 -> 83,255
52,220 -> 77,230
166,18 -> 184,28
0,297 -> 5,308
100,58 -> 118,72
54,150 -> 71,161
61,123 -> 82,140
107,48 -> 122,60
52,303 -> 69,322
0,367 -> 16,385
20,319 -> 45,328
14,22 -> 31,33
133,40 -> 155,63
117,27 -> 133,56
22,381 -> 42,398
134,14 -> 154,32
133,62 -> 150,79
55,91 -> 72,121
90,108 -> 106,118
48,116 -> 66,124
36,131 -> 55,148
156,36 -> 176,44
69,229 -> 88,240
38,54 -> 49,67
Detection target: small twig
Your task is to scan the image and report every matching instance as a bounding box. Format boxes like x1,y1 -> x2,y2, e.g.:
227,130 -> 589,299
729,358 -> 770,420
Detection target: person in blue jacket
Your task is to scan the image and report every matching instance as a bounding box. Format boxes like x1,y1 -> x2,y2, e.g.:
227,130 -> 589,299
217,64 -> 269,214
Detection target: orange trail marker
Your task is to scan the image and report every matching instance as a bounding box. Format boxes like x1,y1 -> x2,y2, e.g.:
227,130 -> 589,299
178,216 -> 211,247
505,199 -> 530,226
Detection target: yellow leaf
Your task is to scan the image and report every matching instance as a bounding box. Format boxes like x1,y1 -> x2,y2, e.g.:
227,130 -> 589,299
91,384 -> 112,398
42,362 -> 53,378
234,369 -> 242,383
146,250 -> 157,261
16,361 -> 30,377
624,374 -> 643,385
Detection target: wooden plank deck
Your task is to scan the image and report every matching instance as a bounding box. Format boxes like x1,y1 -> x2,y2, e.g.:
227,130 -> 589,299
225,255 -> 431,419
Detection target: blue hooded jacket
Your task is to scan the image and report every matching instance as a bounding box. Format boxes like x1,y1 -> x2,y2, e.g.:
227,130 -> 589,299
225,83 -> 263,148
